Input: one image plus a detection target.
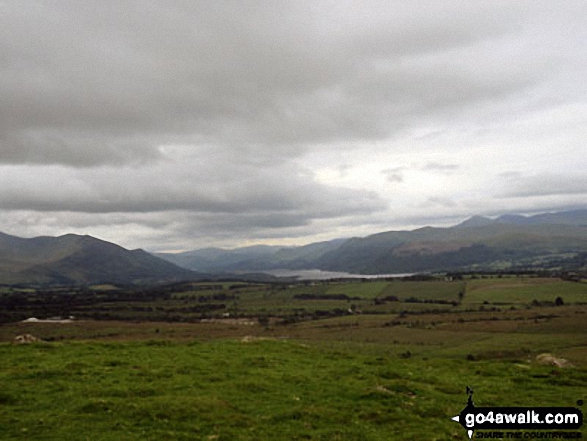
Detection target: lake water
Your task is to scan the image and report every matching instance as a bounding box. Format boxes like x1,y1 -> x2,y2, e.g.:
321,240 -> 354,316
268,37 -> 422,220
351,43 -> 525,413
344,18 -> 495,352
260,269 -> 413,280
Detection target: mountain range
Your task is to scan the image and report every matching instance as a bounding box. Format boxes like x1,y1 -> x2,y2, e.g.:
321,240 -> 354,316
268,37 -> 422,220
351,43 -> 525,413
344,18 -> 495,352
157,209 -> 587,275
1,209 -> 586,286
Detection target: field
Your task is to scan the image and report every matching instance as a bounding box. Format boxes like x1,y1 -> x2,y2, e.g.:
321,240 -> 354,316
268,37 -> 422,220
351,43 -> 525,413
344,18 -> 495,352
0,275 -> 586,440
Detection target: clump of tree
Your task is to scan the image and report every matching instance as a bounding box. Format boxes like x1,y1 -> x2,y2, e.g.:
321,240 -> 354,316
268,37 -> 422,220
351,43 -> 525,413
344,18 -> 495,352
257,316 -> 270,327
374,295 -> 399,304
458,282 -> 467,304
294,293 -> 359,301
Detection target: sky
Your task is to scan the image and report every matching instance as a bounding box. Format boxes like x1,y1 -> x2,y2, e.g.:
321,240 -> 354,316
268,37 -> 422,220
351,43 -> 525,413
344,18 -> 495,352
1,1 -> 586,251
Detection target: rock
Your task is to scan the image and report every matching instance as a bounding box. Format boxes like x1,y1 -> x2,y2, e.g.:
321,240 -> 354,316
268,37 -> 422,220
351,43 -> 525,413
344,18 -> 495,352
535,353 -> 572,368
13,334 -> 40,344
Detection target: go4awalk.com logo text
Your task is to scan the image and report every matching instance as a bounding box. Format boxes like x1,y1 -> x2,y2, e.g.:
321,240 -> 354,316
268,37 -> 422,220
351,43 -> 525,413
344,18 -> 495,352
451,387 -> 583,439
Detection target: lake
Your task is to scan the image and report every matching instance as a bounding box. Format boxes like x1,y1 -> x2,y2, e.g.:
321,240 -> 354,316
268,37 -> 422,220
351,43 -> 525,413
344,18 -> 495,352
259,269 -> 414,280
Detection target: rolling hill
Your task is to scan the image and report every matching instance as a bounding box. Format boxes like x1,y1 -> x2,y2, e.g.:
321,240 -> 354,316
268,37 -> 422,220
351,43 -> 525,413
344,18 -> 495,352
0,232 -> 198,285
314,222 -> 587,274
157,209 -> 587,275
156,239 -> 347,273
3,209 -> 585,285
156,245 -> 284,273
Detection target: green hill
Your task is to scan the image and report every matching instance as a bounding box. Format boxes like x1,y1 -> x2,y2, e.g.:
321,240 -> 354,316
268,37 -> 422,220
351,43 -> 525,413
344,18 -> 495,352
157,209 -> 587,275
0,232 -> 198,285
315,222 -> 587,274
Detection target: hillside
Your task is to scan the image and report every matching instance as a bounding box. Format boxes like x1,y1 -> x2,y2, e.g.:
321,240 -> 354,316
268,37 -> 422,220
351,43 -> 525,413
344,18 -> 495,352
157,239 -> 347,273
0,232 -> 198,285
459,209 -> 587,227
157,209 -> 587,275
156,245 -> 283,273
315,223 -> 587,274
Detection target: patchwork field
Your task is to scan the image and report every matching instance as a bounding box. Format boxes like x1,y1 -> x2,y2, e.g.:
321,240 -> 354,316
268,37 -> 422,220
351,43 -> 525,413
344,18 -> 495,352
0,275 -> 585,440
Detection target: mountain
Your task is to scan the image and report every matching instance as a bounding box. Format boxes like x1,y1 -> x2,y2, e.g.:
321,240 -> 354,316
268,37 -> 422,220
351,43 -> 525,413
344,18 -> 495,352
223,238 -> 349,271
455,215 -> 496,228
155,245 -> 283,273
157,209 -> 587,275
6,209 -> 585,285
156,239 -> 347,273
315,222 -> 587,274
312,209 -> 587,273
0,232 -> 198,285
456,209 -> 587,228
496,209 -> 587,226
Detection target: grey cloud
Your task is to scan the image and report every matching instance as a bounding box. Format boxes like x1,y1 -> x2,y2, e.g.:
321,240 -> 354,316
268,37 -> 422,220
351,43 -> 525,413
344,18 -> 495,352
498,171 -> 523,181
382,167 -> 406,183
335,164 -> 352,179
0,206 -> 372,251
382,162 -> 459,182
0,1 -> 585,249
0,155 -> 386,217
1,0 -> 574,166
426,196 -> 458,208
421,162 -> 460,174
0,132 -> 163,167
498,174 -> 587,198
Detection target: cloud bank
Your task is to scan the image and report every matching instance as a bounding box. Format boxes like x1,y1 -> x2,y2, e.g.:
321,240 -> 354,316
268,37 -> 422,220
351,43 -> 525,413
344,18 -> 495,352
1,1 -> 586,249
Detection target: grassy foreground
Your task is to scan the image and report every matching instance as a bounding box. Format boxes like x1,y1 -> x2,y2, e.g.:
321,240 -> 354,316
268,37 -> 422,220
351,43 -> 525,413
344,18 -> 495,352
0,338 -> 585,440
1,276 -> 586,439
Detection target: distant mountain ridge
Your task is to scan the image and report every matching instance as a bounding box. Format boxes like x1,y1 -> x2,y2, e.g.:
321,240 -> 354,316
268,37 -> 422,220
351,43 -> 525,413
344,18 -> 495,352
156,239 -> 347,273
2,209 -> 586,286
157,209 -> 587,274
457,209 -> 587,227
157,245 -> 284,273
0,232 -> 198,285
314,222 -> 587,274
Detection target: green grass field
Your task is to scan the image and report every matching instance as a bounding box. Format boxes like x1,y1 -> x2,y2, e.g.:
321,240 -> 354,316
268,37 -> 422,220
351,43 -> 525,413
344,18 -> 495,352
463,277 -> 587,305
1,339 -> 585,441
0,276 -> 586,440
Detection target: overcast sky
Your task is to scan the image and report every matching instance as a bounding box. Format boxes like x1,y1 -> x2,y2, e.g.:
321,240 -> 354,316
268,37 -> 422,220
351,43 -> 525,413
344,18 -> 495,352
1,1 -> 586,251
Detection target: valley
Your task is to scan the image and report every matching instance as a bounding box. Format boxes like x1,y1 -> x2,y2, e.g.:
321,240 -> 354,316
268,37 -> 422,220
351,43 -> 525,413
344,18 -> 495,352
1,210 -> 586,439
